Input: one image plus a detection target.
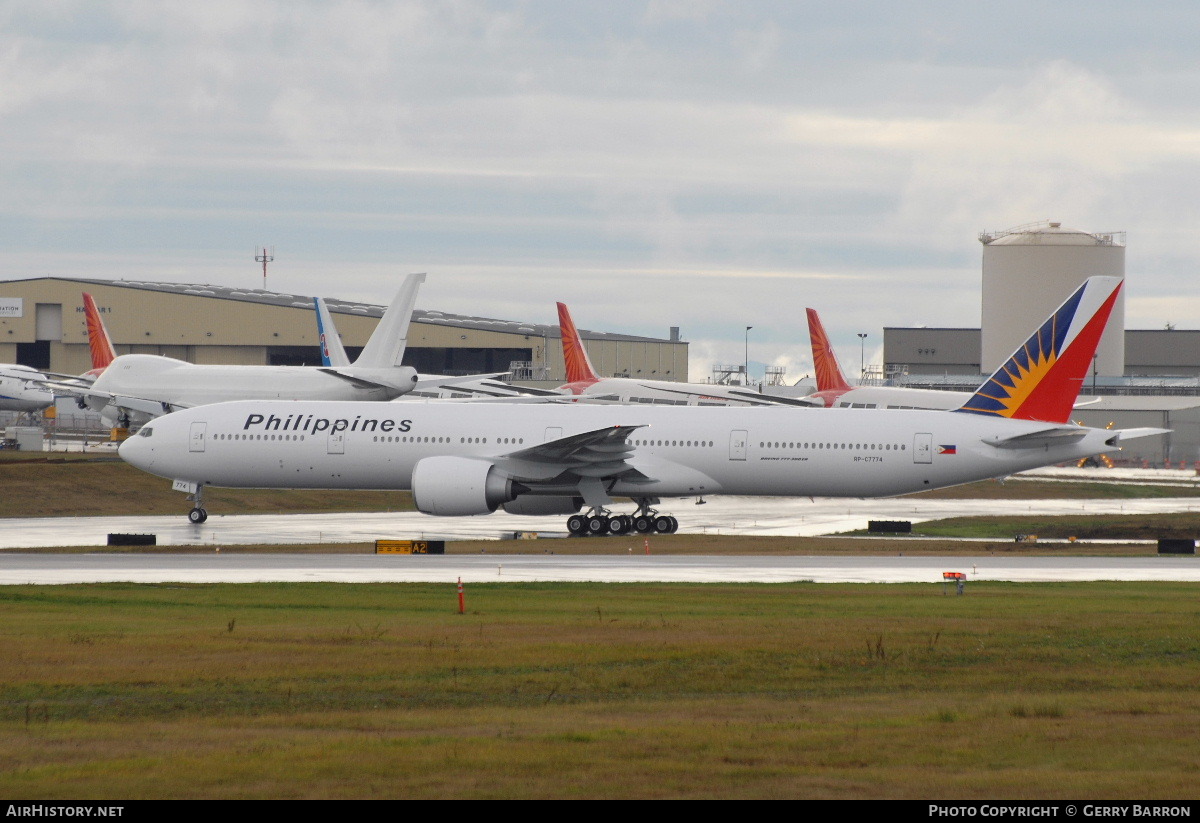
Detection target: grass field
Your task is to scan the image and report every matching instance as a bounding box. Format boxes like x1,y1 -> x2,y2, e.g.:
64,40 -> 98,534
0,581 -> 1197,799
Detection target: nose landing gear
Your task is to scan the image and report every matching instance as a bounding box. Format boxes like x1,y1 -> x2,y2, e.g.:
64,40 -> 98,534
186,486 -> 208,524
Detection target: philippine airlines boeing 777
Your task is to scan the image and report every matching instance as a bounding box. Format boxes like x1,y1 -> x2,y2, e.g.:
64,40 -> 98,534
121,276 -> 1161,530
66,274 -> 431,425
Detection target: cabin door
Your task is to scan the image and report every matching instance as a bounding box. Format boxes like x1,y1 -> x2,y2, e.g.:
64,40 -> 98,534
188,422 -> 206,453
729,429 -> 748,461
328,431 -> 345,454
913,432 -> 932,464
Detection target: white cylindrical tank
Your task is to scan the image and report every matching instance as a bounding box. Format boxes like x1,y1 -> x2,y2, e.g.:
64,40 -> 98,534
979,221 -> 1125,375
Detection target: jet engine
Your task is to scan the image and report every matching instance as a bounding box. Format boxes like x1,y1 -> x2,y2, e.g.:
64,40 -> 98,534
411,456 -> 519,516
502,496 -> 584,516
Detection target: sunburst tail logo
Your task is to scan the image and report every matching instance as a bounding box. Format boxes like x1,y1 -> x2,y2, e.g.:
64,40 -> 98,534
956,277 -> 1123,424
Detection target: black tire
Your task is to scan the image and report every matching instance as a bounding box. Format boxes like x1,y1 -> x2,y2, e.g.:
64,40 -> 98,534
667,516 -> 679,534
633,515 -> 655,534
188,508 -> 207,524
653,515 -> 674,534
608,516 -> 630,536
587,515 -> 610,536
567,514 -> 587,536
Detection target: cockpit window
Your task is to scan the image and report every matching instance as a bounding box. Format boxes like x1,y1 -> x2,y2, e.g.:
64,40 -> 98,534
138,427 -> 153,438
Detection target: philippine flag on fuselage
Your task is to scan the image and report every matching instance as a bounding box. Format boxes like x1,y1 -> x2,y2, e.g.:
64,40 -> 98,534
938,445 -> 957,455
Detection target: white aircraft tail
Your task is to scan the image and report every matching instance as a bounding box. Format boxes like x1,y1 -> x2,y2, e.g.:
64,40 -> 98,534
353,273 -> 425,369
314,297 -> 351,367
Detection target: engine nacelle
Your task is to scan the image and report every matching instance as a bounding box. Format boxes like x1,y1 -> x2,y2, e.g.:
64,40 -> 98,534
411,456 -> 516,516
502,496 -> 584,516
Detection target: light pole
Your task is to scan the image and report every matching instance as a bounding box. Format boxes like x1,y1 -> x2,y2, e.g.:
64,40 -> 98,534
744,326 -> 753,387
857,333 -> 867,381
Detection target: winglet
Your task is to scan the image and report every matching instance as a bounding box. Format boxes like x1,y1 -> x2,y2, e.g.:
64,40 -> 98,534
956,276 -> 1123,424
557,302 -> 600,385
806,308 -> 853,393
82,293 -> 117,373
354,273 -> 425,368
314,297 -> 350,367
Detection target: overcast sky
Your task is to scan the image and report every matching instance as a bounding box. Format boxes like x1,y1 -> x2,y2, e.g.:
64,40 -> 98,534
3,1 -> 1200,381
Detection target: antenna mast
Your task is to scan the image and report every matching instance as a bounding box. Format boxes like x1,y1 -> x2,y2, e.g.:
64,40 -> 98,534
255,245 -> 275,290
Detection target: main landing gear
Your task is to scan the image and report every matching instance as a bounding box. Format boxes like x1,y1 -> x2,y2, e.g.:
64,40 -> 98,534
565,498 -> 678,537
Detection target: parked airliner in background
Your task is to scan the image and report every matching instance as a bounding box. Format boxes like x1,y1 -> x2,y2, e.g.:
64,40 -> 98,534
554,302 -> 816,407
121,277 -> 1160,530
315,294 -> 526,399
1,292 -> 120,414
56,274 -> 434,426
802,307 -> 974,410
0,365 -> 54,413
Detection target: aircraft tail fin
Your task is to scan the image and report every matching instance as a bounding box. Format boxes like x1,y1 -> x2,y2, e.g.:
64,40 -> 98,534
353,273 -> 425,369
557,302 -> 600,384
955,276 -> 1123,424
82,293 -> 117,373
314,297 -> 351,367
806,308 -> 853,392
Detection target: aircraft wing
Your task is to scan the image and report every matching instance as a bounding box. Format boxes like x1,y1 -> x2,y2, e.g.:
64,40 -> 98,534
436,381 -> 563,398
412,373 -> 514,393
491,424 -> 648,483
635,383 -> 822,408
38,379 -> 187,418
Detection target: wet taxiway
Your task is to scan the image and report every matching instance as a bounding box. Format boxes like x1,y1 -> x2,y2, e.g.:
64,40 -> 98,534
2,493 -> 1199,549
1,551 -> 1197,585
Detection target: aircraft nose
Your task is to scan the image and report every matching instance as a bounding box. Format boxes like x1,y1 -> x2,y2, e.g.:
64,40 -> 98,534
118,433 -> 154,471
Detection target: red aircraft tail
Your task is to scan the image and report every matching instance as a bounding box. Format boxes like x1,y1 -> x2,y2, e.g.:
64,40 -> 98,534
556,302 -> 600,385
82,293 -> 117,374
806,308 -> 853,393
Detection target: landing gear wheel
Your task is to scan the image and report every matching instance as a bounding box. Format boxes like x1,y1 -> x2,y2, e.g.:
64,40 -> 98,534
653,515 -> 679,534
633,515 -> 655,534
188,507 -> 208,524
586,515 -> 610,536
608,515 -> 631,536
667,516 -> 678,533
567,514 -> 587,536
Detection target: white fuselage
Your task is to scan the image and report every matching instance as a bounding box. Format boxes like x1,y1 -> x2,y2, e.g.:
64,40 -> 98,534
562,377 -> 787,407
120,399 -> 1119,503
814,385 -> 974,410
0,365 -> 54,412
88,354 -> 414,413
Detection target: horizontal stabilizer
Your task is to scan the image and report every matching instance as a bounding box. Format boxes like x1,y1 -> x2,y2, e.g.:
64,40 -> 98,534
983,426 -> 1089,450
317,368 -> 418,392
1105,427 -> 1171,445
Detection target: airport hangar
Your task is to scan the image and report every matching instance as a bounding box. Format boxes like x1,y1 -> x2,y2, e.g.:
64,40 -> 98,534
0,277 -> 688,390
